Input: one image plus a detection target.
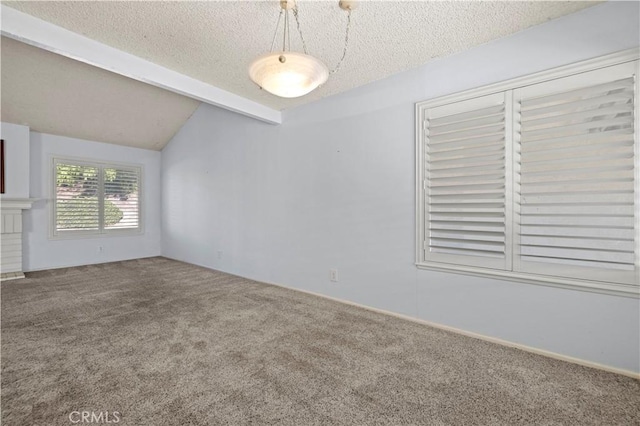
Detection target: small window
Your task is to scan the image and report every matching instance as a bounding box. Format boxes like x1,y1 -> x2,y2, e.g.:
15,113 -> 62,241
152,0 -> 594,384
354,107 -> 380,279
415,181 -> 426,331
53,158 -> 142,237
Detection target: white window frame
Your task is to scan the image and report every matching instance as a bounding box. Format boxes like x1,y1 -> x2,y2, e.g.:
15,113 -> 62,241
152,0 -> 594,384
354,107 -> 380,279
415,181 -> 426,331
51,156 -> 144,239
416,48 -> 640,298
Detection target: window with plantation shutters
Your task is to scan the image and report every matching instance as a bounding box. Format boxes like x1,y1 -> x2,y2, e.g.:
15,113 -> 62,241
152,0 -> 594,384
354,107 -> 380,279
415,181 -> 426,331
416,50 -> 639,296
53,158 -> 142,237
514,62 -> 637,287
421,93 -> 510,270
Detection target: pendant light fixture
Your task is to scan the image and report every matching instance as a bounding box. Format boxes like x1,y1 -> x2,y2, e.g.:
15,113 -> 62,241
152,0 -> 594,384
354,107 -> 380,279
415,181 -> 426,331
249,0 -> 356,98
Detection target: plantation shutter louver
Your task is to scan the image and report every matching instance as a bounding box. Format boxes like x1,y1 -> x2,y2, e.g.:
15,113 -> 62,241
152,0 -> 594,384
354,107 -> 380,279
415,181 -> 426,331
423,93 -> 511,270
514,62 -> 638,286
56,162 -> 100,232
104,167 -> 140,230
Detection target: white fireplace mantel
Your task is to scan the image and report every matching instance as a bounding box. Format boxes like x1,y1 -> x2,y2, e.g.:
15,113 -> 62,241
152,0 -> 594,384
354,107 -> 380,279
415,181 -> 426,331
1,198 -> 37,281
2,198 -> 37,210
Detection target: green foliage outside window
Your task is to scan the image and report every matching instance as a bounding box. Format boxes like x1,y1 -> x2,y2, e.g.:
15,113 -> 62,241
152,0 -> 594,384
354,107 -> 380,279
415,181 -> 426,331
56,165 -> 137,197
56,198 -> 124,229
104,168 -> 137,198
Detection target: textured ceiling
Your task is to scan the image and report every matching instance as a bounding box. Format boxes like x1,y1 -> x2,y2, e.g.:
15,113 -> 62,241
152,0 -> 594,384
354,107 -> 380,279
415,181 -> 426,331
0,37 -> 200,150
3,0 -> 599,112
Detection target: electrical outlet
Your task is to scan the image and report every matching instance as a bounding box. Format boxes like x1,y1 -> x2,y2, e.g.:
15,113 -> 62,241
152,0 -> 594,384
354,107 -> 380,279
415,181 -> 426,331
217,250 -> 223,259
329,269 -> 338,282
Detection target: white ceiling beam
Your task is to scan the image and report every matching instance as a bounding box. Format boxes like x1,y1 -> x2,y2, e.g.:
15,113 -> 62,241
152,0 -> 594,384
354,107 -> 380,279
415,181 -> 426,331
0,5 -> 282,125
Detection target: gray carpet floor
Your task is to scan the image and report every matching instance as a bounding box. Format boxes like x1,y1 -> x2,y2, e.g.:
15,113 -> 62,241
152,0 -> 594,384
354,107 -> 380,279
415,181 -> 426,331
1,257 -> 639,425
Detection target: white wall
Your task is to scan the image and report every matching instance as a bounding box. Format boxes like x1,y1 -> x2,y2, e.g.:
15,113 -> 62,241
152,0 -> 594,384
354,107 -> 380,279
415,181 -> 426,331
0,122 -> 30,198
25,132 -> 162,271
162,2 -> 640,373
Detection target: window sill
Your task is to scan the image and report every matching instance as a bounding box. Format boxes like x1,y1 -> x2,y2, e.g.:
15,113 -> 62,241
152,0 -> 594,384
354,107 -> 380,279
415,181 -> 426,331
415,261 -> 639,299
49,229 -> 144,240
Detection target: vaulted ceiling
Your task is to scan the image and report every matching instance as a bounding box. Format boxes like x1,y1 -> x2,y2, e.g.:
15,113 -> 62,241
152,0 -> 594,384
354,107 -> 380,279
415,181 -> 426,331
1,1 -> 599,150
1,37 -> 200,150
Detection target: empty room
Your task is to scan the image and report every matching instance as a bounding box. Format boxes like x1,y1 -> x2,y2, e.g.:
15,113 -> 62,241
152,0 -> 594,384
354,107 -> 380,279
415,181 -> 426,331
1,0 -> 639,424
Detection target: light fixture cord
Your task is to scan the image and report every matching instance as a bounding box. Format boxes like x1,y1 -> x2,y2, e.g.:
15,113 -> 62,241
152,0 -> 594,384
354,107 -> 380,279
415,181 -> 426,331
292,6 -> 309,55
330,9 -> 352,74
283,9 -> 288,52
278,8 -> 293,53
287,9 -> 292,52
269,9 -> 284,52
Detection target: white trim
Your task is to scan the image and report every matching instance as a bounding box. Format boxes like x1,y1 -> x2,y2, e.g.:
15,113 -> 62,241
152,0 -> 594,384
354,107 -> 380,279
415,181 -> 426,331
0,5 -> 282,125
415,104 -> 426,265
504,91 -> 514,272
97,167 -> 105,237
163,256 -> 640,380
23,255 -> 161,273
416,48 -> 639,111
416,261 -> 639,298
1,272 -> 26,282
635,59 -> 640,281
0,198 -> 37,210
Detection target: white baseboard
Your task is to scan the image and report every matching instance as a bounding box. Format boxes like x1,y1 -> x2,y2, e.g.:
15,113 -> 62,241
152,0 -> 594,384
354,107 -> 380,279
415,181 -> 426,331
0,271 -> 26,281
23,254 -> 161,273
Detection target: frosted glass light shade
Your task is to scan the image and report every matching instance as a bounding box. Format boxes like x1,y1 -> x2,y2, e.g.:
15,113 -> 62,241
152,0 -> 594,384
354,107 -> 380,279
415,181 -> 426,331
249,52 -> 329,98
